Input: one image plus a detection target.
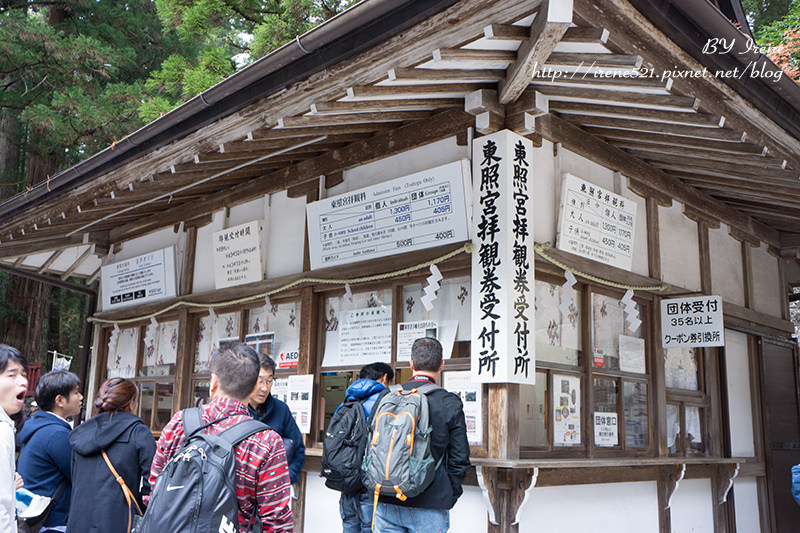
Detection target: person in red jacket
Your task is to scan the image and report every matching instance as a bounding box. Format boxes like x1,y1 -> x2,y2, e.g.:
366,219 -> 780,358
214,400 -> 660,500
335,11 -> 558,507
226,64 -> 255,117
148,343 -> 293,532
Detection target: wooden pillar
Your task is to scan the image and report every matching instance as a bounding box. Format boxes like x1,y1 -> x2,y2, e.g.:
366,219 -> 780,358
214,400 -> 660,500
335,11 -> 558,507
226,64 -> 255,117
485,384 -> 523,531
480,466 -> 535,533
174,307 -> 193,411
180,224 -> 198,296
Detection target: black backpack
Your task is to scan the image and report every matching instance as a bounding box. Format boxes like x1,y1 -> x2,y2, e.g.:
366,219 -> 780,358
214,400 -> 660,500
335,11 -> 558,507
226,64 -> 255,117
321,395 -> 381,494
134,408 -> 267,533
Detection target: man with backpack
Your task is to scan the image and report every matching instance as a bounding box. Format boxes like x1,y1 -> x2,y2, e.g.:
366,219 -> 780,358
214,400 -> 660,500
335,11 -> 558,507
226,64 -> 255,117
365,338 -> 470,533
144,343 -> 293,532
323,362 -> 393,533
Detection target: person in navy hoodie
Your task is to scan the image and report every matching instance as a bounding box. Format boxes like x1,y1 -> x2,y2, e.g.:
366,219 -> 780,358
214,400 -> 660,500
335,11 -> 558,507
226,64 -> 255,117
247,353 -> 305,484
339,362 -> 394,533
17,370 -> 83,532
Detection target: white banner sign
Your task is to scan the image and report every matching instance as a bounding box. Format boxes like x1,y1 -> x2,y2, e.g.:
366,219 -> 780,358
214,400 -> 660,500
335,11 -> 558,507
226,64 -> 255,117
212,220 -> 263,289
471,130 -> 535,385
306,161 -> 471,270
661,295 -> 724,348
556,174 -> 637,270
101,247 -> 176,310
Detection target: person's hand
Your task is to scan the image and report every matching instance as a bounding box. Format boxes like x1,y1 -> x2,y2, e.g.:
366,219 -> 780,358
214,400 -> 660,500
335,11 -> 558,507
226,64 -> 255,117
14,472 -> 23,490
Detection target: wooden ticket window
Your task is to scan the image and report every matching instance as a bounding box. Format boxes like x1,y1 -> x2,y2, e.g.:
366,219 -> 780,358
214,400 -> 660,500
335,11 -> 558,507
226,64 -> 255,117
664,346 -> 710,457
185,295 -> 302,410
313,266 -> 487,456
102,315 -> 180,432
520,273 -> 653,458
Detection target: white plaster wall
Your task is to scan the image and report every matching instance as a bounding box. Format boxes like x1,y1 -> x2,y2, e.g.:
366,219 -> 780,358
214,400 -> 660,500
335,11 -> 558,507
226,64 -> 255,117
520,481 -> 660,532
725,329 -> 756,457
329,136 -> 468,196
266,190 -> 305,278
669,478 -> 714,533
659,202 -> 701,292
193,210 -> 226,293
710,224 -> 745,307
559,148 -> 615,191
303,473 -> 487,533
732,477 -> 762,533
751,243 -> 782,318
620,177 -> 649,277
532,139 -> 557,246
228,197 -> 265,227
116,226 -> 179,261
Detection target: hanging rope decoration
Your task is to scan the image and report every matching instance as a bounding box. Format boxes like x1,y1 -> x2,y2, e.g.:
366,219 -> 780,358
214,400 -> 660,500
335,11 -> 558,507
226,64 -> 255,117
88,242 -> 476,326
534,242 -> 671,293
89,241 -> 670,327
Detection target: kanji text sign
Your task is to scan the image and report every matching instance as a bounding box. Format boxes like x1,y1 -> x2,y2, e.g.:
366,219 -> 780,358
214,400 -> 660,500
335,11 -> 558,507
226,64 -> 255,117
101,247 -> 176,310
212,220 -> 263,289
306,161 -> 470,270
557,174 -> 637,270
661,295 -> 724,348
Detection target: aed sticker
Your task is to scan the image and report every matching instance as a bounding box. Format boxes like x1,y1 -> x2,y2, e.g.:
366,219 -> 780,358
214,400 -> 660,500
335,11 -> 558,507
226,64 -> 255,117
277,350 -> 299,368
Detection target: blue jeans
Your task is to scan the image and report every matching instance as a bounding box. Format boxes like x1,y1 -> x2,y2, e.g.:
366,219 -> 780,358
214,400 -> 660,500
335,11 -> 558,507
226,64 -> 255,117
373,503 -> 450,533
340,491 -> 374,533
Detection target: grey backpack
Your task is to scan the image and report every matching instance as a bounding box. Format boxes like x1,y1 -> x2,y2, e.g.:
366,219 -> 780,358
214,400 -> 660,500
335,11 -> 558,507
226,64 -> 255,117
361,383 -> 444,506
134,408 -> 267,533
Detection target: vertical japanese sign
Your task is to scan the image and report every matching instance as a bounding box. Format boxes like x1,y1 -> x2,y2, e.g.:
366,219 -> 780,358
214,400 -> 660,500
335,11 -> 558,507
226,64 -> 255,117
661,295 -> 724,348
556,174 -> 637,270
471,130 -> 535,385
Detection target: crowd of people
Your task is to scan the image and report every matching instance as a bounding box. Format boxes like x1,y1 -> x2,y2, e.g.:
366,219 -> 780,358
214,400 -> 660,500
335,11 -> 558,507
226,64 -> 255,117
0,337 -> 470,533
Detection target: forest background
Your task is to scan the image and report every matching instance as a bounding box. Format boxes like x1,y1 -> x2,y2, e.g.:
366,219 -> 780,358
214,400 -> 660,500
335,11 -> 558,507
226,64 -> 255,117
0,0 -> 797,370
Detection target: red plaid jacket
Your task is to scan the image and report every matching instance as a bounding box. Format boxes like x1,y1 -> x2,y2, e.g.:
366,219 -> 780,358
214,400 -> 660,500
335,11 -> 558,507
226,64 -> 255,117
146,397 -> 293,532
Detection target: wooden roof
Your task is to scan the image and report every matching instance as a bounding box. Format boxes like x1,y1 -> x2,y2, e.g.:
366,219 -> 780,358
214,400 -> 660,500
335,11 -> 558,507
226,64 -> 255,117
1,0 -> 799,279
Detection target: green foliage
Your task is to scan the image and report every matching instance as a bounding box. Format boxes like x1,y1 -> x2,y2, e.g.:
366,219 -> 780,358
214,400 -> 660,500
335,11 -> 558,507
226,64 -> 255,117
742,0 -> 794,33
749,0 -> 800,82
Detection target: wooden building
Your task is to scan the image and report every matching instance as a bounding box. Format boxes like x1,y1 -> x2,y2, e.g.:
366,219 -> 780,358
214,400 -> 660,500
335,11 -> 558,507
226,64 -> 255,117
1,0 -> 799,530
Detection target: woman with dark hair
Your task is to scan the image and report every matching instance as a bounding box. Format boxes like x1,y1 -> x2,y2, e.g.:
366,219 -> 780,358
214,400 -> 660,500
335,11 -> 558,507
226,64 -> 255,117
66,378 -> 156,533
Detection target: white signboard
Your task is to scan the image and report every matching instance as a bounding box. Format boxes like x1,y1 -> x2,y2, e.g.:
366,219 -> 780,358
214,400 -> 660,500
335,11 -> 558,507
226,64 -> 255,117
338,307 -> 392,366
556,174 -> 637,270
287,374 -> 314,434
101,247 -> 176,310
594,412 -> 619,447
661,295 -> 724,348
272,378 -> 289,404
554,374 -> 581,446
396,320 -> 458,362
306,161 -> 471,270
275,340 -> 300,369
444,371 -> 483,445
471,130 -> 535,385
212,220 -> 263,289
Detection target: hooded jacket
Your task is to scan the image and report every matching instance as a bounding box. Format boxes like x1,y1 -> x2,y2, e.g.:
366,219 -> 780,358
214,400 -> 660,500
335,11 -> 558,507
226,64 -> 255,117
16,410 -> 72,527
249,394 -> 306,484
0,407 -> 16,533
66,411 -> 156,533
344,378 -> 387,419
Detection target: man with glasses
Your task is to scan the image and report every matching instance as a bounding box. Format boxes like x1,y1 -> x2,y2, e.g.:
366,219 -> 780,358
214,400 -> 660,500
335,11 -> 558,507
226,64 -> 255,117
248,353 -> 305,485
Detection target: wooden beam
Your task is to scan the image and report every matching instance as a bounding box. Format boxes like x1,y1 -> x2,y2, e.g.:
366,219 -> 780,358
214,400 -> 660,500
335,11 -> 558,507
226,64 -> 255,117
60,245 -> 94,281
607,141 -> 780,166
532,73 -> 672,90
546,52 -> 641,68
37,249 -> 65,274
109,108 -> 475,243
180,225 -> 197,296
465,89 -> 505,134
548,101 -> 724,127
277,110 -> 432,128
564,115 -> 744,142
387,67 -> 503,83
683,205 -> 721,230
586,128 -> 766,155
346,83 -> 496,100
535,113 -> 779,246
0,235 -> 86,259
485,23 -> 608,45
626,150 -> 798,178
499,0 -> 572,104
533,84 -> 699,110
310,98 -> 462,114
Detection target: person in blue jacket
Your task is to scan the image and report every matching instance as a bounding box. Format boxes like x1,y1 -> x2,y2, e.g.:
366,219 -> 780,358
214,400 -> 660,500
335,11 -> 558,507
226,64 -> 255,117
17,370 -> 83,532
339,362 -> 394,533
792,464 -> 800,505
247,353 -> 305,484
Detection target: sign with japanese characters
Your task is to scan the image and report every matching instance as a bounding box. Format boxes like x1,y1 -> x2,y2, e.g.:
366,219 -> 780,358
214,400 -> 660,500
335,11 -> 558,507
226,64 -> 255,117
287,374 -> 314,434
306,161 -> 471,270
556,174 -> 637,270
661,295 -> 724,348
338,307 -> 392,366
554,374 -> 581,446
594,412 -> 619,447
443,371 -> 483,445
101,247 -> 176,310
212,220 -> 263,289
471,130 -> 535,385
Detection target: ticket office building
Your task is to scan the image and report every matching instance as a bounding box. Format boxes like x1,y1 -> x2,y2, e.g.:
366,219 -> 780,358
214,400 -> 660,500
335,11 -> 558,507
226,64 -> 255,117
1,0 -> 799,531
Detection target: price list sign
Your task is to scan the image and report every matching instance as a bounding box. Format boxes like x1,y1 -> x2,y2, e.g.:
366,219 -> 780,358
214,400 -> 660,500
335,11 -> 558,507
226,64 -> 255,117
556,174 -> 637,271
306,161 -> 470,270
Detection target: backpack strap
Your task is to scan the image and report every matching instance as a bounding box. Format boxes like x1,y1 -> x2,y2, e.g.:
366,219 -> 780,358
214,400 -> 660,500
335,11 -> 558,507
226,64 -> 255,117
182,407 -> 232,438
218,419 -> 271,447
414,382 -> 442,395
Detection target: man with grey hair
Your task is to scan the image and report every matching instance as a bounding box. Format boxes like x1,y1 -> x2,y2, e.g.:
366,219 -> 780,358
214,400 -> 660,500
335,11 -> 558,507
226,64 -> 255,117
373,338 -> 470,533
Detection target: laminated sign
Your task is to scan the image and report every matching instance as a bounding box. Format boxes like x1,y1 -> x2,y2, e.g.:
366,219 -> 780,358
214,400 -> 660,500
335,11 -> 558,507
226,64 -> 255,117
661,295 -> 724,348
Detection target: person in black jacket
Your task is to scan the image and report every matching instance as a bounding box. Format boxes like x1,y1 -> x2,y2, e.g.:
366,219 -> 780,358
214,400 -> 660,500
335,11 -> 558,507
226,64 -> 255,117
374,338 -> 471,533
67,378 -> 156,533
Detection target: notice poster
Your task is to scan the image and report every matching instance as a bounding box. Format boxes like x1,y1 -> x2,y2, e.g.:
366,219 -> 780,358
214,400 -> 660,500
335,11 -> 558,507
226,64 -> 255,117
306,160 -> 471,270
443,371 -> 483,445
274,340 -> 300,369
556,174 -> 637,270
272,378 -> 289,404
101,247 -> 177,310
619,335 -> 646,374
594,412 -> 619,447
245,332 -> 275,357
661,295 -> 724,348
553,374 -> 581,446
212,220 -> 263,289
396,320 -> 459,362
338,307 -> 392,366
287,374 -> 314,434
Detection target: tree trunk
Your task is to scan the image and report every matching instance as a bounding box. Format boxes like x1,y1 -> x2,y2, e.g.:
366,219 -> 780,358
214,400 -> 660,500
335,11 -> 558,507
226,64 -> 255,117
0,277 -> 48,363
